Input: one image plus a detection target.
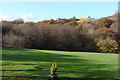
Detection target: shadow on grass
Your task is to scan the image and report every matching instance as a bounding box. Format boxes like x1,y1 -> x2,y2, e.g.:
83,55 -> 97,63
2,76 -> 118,80
2,49 -> 87,63
2,47 -> 33,51
33,63 -> 118,79
2,48 -> 118,79
2,69 -> 38,71
2,64 -> 118,79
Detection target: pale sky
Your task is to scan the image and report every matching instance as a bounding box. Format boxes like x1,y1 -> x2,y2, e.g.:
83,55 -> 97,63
0,2 -> 118,22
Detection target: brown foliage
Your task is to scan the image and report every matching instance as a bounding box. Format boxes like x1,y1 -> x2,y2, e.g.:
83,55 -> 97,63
2,21 -> 14,35
75,21 -> 91,31
3,33 -> 24,48
96,27 -> 116,40
95,17 -> 113,28
110,22 -> 118,33
1,15 -> 119,53
37,19 -> 56,24
21,24 -> 81,50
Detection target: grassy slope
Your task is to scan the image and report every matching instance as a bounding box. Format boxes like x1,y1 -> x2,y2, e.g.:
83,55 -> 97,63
2,48 -> 118,80
76,18 -> 96,23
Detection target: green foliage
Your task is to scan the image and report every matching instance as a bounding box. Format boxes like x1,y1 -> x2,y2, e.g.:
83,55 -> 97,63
97,39 -> 119,53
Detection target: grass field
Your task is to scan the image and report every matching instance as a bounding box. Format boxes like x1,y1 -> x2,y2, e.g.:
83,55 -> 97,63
2,48 -> 118,80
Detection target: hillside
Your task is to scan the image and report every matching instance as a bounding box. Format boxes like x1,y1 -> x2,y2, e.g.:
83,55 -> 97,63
76,18 -> 96,23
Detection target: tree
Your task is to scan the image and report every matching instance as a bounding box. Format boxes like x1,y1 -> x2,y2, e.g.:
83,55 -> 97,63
96,27 -> 116,40
97,39 -> 118,53
75,21 -> 91,31
110,22 -> 118,33
37,19 -> 56,24
13,18 -> 24,24
95,17 -> 113,28
2,21 -> 14,35
21,24 -> 81,51
3,33 -> 24,48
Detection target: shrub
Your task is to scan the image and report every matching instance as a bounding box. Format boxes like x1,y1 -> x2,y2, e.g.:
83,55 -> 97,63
96,27 -> 116,40
97,39 -> 119,53
110,22 -> 118,33
75,21 -> 98,32
75,21 -> 91,31
95,17 -> 113,28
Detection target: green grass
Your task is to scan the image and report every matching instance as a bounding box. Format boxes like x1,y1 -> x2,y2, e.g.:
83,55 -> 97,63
2,48 -> 118,80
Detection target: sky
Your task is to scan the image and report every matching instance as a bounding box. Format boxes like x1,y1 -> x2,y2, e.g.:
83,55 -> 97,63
0,0 -> 119,2
0,2 -> 118,22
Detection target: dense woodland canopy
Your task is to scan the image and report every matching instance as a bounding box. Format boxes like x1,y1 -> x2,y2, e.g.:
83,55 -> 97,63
1,13 -> 120,53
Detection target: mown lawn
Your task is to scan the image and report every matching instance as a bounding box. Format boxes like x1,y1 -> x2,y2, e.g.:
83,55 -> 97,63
2,48 -> 118,80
